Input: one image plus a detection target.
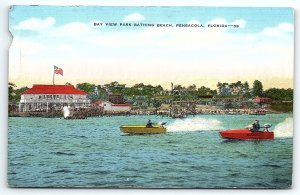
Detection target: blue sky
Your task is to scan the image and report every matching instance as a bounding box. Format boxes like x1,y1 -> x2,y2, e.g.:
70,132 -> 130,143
9,6 -> 294,89
10,6 -> 294,34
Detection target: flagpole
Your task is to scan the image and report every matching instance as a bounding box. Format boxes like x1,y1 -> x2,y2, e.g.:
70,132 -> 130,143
53,66 -> 55,85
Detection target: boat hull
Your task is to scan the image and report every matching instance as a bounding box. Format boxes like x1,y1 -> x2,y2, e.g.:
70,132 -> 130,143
120,125 -> 167,134
219,129 -> 274,140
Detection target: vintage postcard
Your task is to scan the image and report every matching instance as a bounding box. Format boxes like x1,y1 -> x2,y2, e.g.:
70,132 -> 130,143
8,6 -> 294,188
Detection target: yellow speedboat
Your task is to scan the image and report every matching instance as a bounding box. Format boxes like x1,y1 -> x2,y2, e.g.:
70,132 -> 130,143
120,125 -> 167,134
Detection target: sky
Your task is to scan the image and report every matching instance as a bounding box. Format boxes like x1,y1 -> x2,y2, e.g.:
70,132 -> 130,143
9,6 -> 294,90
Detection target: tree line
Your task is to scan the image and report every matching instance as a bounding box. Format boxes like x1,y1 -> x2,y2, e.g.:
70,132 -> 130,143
8,80 -> 293,103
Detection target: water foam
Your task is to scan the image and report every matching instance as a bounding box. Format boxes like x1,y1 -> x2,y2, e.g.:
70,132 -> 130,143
63,106 -> 70,118
273,117 -> 293,138
167,117 -> 223,132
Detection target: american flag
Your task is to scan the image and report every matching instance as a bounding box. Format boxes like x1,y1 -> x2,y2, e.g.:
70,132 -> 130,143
54,66 -> 63,76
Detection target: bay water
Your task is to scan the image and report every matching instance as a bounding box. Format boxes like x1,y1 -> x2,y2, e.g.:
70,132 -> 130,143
8,113 -> 293,188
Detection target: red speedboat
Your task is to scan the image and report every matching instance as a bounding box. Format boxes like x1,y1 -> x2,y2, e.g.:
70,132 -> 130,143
219,129 -> 274,140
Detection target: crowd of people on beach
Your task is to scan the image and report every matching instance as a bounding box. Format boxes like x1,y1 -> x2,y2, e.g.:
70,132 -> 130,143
9,103 -> 269,118
197,108 -> 267,115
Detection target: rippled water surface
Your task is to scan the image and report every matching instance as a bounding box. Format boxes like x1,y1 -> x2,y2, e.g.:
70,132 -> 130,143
8,114 -> 293,188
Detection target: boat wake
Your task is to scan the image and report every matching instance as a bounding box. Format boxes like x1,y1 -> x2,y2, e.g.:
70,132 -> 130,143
273,117 -> 293,138
63,106 -> 70,118
166,117 -> 223,132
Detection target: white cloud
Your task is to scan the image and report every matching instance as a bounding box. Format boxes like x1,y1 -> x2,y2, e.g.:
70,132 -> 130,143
261,22 -> 294,37
10,17 -> 294,89
278,22 -> 294,32
123,13 -> 145,22
52,22 -> 93,36
13,17 -> 56,31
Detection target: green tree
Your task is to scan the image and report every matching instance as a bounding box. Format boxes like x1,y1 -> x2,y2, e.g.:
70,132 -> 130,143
172,85 -> 185,101
243,92 -> 252,98
76,83 -> 96,93
8,83 -> 16,101
173,85 -> 185,91
222,83 -> 228,87
197,86 -> 213,96
14,87 -> 29,101
243,81 -> 249,92
187,84 -> 197,91
236,81 -> 242,87
264,88 -> 293,101
211,90 -> 218,95
8,83 -> 28,103
229,83 -> 235,89
96,85 -> 107,99
153,99 -> 162,109
103,81 -> 126,94
252,80 -> 263,97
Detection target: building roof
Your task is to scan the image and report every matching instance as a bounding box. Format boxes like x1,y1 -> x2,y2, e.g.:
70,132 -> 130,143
112,103 -> 132,107
92,100 -> 106,104
22,85 -> 87,95
253,97 -> 272,100
91,100 -> 110,106
252,97 -> 272,103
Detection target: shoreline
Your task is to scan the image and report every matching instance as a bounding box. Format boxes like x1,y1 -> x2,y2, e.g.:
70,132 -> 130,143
8,110 -> 292,118
8,102 -> 293,118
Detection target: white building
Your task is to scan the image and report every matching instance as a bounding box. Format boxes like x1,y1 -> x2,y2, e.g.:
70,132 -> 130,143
92,100 -> 131,113
111,103 -> 132,112
19,84 -> 90,112
92,100 -> 112,111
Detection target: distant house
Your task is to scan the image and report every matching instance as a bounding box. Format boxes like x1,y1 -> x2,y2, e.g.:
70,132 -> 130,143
231,86 -> 243,95
108,93 -> 124,104
213,96 -> 244,103
91,100 -> 112,111
19,84 -> 89,112
217,86 -> 232,96
252,97 -> 272,103
92,100 -> 131,112
134,96 -> 148,107
111,103 -> 132,112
